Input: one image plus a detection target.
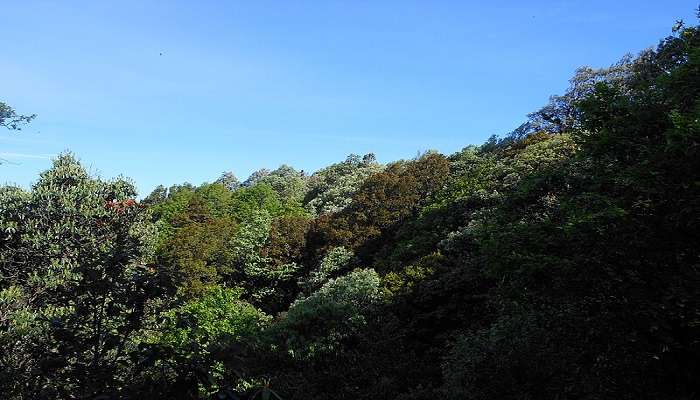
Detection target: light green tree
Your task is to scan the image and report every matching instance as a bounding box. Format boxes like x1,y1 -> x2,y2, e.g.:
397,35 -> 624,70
277,268 -> 385,358
304,153 -> 382,216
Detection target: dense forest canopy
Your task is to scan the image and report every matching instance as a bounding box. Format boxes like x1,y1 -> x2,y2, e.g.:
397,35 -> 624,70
1,18 -> 699,400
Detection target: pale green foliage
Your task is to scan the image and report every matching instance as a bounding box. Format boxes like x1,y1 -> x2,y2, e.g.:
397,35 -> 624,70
429,146 -> 499,210
304,153 -> 382,216
443,134 -> 575,203
299,246 -> 354,294
279,268 -> 385,358
231,209 -> 272,278
0,284 -> 44,355
256,165 -> 307,204
440,134 -> 577,256
243,168 -> 271,187
229,210 -> 305,308
215,171 -> 241,191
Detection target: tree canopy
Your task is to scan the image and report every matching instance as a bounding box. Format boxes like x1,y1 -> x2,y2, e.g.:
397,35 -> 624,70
2,18 -> 699,400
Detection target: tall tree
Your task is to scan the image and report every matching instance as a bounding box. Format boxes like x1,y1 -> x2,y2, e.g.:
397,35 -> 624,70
0,154 -> 164,398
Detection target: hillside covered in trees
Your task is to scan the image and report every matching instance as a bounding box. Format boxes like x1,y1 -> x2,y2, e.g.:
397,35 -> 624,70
1,20 -> 699,400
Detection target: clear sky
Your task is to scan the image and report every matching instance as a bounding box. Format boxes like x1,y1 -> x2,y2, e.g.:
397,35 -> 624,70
1,1 -> 697,195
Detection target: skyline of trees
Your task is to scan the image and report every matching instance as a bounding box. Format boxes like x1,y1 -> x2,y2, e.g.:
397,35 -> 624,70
1,17 -> 699,400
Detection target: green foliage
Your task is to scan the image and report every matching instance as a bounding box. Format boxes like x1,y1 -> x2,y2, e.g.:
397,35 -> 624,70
381,252 -> 442,295
256,165 -> 307,204
160,216 -> 237,298
158,286 -> 269,353
142,184 -> 168,206
0,153 -> 162,398
229,183 -> 282,222
436,24 -> 700,399
299,246 -> 354,295
3,18 -> 700,400
264,215 -> 310,268
216,171 -> 241,191
229,210 -> 272,280
242,168 -> 271,187
308,152 -> 450,266
277,268 -> 385,358
304,153 -> 382,216
142,286 -> 270,398
151,178 -> 308,312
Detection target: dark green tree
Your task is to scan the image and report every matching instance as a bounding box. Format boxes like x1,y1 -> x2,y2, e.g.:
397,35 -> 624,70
0,154 -> 165,398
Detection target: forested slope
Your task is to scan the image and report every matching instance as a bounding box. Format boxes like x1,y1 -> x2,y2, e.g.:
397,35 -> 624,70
1,22 -> 699,400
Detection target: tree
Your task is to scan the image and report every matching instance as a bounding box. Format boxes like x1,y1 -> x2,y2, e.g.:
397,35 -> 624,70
230,183 -> 282,222
160,216 -> 237,298
216,171 -> 241,191
275,268 -> 385,359
0,153 -> 164,398
142,184 -> 168,206
439,24 -> 700,399
299,246 -> 354,295
140,286 -> 270,399
0,100 -> 35,130
304,153 -> 382,216
256,165 -> 307,203
1,100 -> 36,164
242,168 -> 271,187
307,152 -> 450,265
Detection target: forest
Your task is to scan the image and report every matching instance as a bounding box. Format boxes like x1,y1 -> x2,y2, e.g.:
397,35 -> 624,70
1,19 -> 699,400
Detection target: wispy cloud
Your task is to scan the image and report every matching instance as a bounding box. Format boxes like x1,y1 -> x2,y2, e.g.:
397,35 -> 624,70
0,135 -> 55,145
0,152 -> 54,160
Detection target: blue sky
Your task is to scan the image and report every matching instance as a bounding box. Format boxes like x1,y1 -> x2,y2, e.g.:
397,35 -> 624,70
1,1 -> 697,195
